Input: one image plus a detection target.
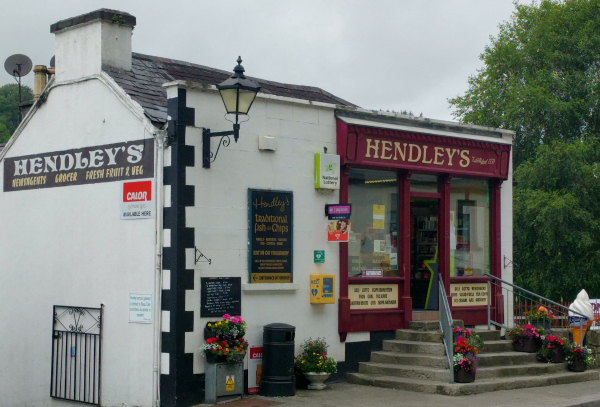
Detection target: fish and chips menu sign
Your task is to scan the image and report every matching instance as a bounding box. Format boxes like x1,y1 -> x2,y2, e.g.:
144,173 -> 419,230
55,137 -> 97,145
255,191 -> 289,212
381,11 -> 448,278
3,139 -> 154,192
349,284 -> 398,310
249,189 -> 293,283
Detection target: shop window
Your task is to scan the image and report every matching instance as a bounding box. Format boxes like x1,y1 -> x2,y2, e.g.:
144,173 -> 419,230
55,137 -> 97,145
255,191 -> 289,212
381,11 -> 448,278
450,178 -> 490,277
348,169 -> 399,277
410,174 -> 438,193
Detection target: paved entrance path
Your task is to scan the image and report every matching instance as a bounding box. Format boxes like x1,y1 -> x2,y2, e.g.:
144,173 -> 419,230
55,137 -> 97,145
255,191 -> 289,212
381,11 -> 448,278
200,379 -> 600,407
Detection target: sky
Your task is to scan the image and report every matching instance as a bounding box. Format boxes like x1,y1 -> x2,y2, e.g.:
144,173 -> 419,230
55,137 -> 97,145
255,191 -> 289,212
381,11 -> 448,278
0,1 -> 522,122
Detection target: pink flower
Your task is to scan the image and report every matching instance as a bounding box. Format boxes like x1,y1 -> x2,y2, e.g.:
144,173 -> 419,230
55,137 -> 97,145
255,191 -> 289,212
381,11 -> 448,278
222,314 -> 231,320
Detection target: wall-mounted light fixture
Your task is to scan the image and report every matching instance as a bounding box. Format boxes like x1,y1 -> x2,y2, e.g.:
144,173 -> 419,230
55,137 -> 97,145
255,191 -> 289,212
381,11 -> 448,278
203,56 -> 262,168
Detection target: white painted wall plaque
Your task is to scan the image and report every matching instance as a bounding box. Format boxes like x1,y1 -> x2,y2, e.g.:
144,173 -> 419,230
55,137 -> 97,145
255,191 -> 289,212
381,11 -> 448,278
129,293 -> 152,323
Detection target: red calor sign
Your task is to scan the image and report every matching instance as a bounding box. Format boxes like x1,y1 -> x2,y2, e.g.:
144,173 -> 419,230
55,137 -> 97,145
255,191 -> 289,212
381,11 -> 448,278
123,180 -> 152,202
121,180 -> 154,219
248,346 -> 263,394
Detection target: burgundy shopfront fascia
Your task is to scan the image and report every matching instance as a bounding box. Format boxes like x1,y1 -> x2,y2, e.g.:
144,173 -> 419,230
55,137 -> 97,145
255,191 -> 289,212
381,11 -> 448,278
336,118 -> 511,341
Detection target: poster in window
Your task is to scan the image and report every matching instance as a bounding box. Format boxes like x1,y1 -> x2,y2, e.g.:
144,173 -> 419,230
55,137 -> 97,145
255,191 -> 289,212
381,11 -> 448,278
373,205 -> 385,229
249,190 -> 293,283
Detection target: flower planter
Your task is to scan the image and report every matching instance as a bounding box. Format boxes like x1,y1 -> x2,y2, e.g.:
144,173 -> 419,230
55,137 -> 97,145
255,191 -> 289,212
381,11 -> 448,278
549,348 -> 566,363
528,319 -> 551,332
513,337 -> 539,353
455,369 -> 476,383
206,352 -> 227,364
304,372 -> 330,390
569,358 -> 587,372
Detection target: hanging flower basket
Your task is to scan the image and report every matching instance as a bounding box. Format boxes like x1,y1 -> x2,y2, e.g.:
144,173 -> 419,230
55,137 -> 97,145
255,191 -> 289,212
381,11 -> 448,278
455,368 -> 476,383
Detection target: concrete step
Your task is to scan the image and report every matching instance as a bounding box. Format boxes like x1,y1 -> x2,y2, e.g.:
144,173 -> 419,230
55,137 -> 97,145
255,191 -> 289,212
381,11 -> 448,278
347,370 -> 599,396
409,320 -> 439,331
476,362 -> 566,380
382,340 -> 445,355
358,362 -> 450,381
477,351 -> 538,367
370,351 -> 449,368
477,340 -> 513,353
473,329 -> 501,342
412,311 -> 439,321
409,319 -> 463,331
395,329 -> 442,343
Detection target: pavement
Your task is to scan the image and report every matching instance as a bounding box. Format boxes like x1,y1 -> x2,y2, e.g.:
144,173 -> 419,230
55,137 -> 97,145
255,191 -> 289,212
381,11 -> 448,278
200,379 -> 600,407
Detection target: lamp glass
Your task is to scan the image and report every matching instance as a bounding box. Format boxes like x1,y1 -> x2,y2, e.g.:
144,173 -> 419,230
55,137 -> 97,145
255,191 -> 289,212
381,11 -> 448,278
219,88 -> 239,114
237,89 -> 258,114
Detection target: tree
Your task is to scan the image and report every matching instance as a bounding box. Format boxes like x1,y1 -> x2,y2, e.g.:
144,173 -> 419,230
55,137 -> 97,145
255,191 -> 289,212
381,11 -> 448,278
0,83 -> 34,143
449,0 -> 600,167
513,140 -> 600,300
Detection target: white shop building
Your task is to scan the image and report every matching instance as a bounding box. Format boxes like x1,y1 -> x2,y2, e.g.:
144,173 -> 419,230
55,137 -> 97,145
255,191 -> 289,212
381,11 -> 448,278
0,9 -> 513,407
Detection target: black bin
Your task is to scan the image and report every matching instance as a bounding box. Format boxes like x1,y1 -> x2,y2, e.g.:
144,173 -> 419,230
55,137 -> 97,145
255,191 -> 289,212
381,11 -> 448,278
259,323 -> 296,396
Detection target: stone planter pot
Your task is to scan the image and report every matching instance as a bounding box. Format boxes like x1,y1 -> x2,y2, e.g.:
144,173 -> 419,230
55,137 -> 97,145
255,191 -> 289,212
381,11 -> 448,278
549,348 -> 566,363
304,372 -> 330,390
569,358 -> 587,372
513,337 -> 539,353
455,368 -> 476,383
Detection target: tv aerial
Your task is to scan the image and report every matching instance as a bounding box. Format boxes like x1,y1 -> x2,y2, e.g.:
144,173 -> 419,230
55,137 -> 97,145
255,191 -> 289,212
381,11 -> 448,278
4,54 -> 33,122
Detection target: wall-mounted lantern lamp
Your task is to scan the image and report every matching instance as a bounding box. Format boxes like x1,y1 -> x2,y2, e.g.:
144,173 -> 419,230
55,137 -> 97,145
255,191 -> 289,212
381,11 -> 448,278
203,56 -> 262,168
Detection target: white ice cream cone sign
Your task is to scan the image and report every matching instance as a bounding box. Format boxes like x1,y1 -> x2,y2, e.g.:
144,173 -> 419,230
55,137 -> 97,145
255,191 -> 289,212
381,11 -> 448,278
568,289 -> 598,344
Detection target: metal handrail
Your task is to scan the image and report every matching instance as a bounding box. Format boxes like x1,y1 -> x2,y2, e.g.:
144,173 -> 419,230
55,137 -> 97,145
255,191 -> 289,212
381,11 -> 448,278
438,274 -> 454,383
484,273 -> 587,345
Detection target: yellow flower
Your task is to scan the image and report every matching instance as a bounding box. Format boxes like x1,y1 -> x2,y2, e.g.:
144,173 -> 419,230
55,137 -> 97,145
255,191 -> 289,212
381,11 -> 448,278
208,323 -> 211,327
301,361 -> 304,364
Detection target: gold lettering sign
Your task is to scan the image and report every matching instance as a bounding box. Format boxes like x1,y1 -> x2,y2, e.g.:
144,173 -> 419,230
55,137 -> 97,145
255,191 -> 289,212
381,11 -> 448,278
364,139 -> 473,168
349,284 -> 398,310
450,283 -> 489,307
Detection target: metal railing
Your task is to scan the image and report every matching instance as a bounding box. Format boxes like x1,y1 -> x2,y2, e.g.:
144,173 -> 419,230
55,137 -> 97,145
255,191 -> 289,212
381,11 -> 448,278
484,273 -> 588,345
438,274 -> 454,383
51,305 -> 103,405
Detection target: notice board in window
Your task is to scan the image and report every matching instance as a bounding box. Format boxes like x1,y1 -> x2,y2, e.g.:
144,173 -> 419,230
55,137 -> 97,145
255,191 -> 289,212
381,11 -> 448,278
200,277 -> 242,317
248,189 -> 293,283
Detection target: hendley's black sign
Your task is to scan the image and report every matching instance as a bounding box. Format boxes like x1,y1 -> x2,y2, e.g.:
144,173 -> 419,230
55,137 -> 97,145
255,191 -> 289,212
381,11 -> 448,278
3,139 -> 154,192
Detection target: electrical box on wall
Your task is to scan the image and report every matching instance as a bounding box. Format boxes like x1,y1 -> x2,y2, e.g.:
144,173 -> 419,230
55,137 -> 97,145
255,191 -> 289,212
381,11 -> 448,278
310,274 -> 335,304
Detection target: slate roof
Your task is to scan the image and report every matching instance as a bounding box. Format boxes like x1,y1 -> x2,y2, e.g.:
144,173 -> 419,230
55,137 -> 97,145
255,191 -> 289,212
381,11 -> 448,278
104,53 -> 357,127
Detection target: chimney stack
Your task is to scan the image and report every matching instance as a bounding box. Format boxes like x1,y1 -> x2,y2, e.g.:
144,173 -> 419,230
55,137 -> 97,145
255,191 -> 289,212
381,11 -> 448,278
33,65 -> 48,100
50,9 -> 136,82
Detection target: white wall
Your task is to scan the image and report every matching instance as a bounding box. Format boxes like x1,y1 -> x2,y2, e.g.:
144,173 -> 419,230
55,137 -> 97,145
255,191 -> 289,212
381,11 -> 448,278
177,88 -> 344,373
500,133 -> 514,326
0,79 -> 157,406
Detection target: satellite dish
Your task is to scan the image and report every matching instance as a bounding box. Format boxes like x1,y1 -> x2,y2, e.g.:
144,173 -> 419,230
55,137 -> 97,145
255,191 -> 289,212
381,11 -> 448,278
4,54 -> 33,77
49,56 -> 55,68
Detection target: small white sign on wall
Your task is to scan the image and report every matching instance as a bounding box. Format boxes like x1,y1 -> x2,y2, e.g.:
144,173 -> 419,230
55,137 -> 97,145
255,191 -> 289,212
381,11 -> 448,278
314,153 -> 340,189
121,180 -> 155,219
129,293 -> 152,323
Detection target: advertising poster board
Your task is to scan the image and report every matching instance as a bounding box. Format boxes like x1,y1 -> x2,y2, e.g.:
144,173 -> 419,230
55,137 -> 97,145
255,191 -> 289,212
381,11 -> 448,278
249,190 -> 293,283
248,346 -> 263,395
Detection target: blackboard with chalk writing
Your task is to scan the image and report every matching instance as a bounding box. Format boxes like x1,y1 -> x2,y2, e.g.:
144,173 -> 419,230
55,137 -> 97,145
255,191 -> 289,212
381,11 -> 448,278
200,277 -> 242,317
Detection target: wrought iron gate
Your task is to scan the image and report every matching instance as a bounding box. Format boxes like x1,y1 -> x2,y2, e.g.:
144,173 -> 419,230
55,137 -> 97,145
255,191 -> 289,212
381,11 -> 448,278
51,305 -> 103,405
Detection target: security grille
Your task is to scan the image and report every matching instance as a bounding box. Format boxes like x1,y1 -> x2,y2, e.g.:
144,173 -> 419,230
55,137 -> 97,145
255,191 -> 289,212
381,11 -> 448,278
51,305 -> 103,405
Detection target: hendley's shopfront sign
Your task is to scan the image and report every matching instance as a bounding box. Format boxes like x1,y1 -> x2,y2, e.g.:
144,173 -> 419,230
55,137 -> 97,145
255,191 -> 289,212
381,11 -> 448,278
3,139 -> 154,192
338,123 -> 511,179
